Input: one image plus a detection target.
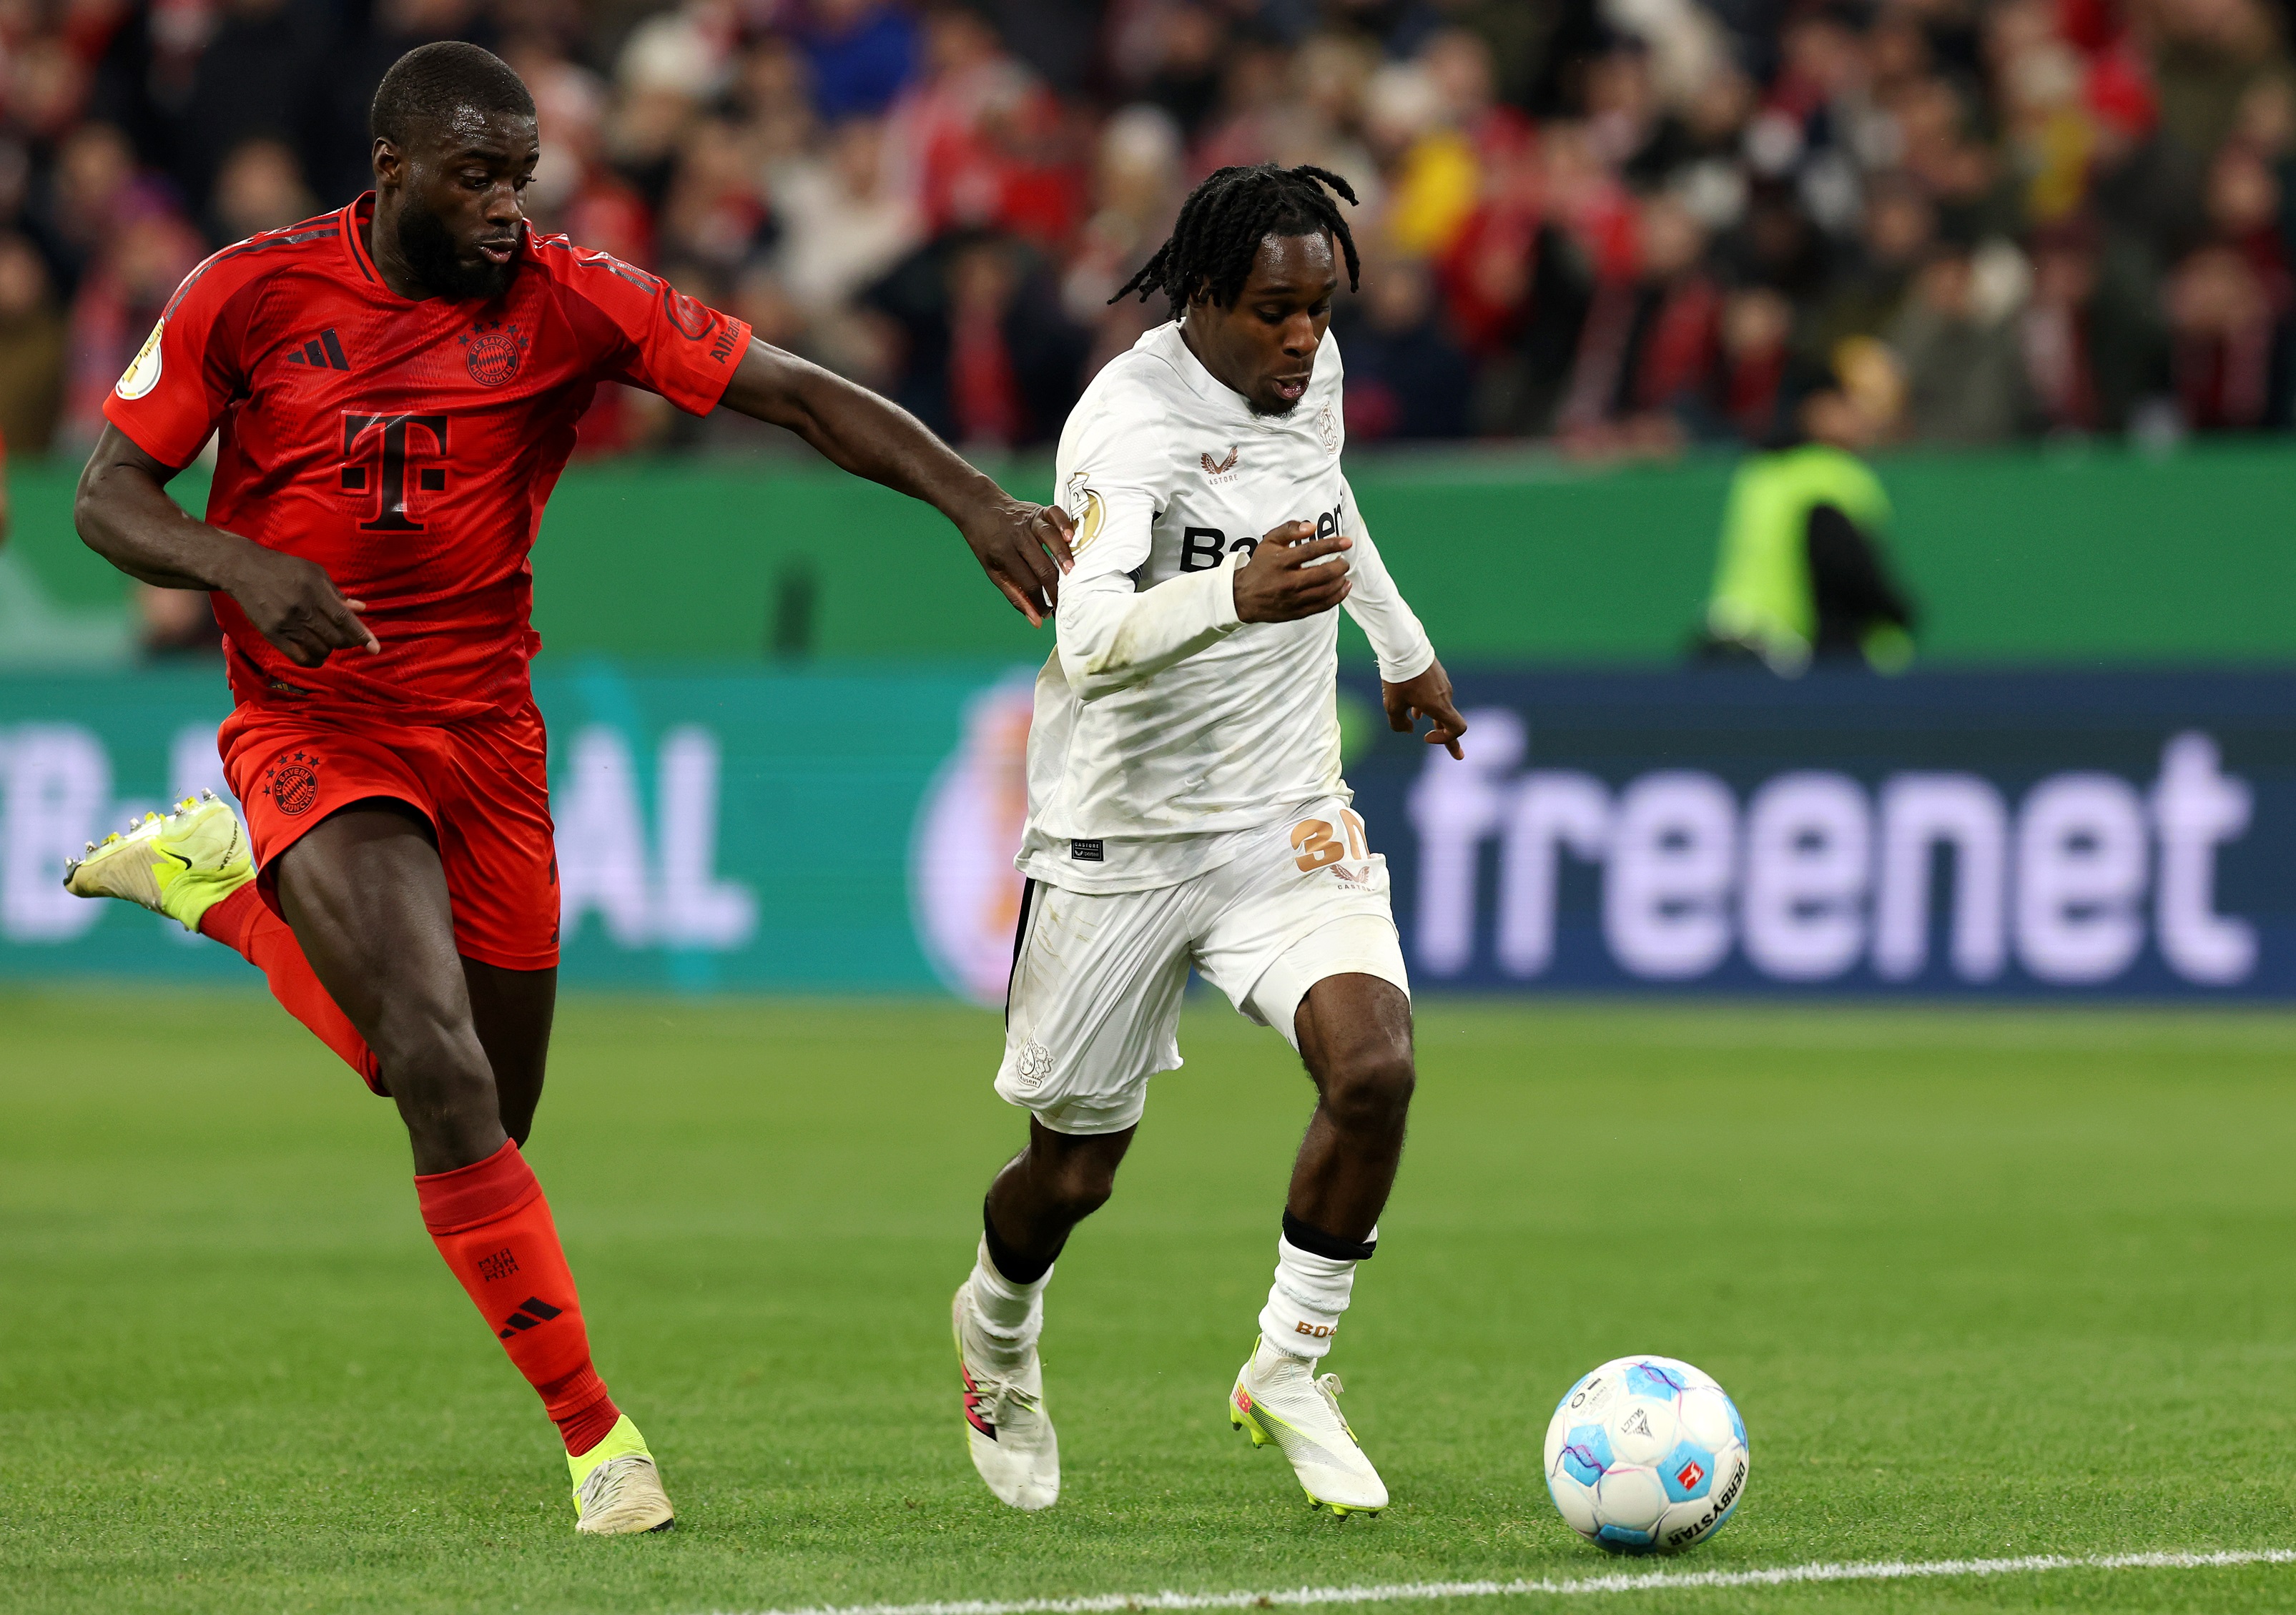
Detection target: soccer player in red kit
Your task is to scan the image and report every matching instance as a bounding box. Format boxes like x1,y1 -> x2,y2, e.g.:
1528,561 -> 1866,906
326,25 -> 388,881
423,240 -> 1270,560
63,41 -> 1073,1534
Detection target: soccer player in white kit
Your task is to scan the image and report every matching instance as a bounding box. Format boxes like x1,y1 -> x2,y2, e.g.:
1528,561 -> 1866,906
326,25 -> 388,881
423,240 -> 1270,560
949,164 -> 1468,1518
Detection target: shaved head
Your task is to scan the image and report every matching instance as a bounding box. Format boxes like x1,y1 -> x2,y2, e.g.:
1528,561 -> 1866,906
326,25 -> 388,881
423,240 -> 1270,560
371,41 -> 534,149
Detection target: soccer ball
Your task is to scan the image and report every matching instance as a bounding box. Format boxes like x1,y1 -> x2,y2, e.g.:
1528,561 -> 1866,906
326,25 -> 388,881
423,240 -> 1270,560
1543,1355 -> 1749,1554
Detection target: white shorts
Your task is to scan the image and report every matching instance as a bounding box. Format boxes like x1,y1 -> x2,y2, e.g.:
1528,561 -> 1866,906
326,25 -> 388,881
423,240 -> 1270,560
995,799 -> 1410,1135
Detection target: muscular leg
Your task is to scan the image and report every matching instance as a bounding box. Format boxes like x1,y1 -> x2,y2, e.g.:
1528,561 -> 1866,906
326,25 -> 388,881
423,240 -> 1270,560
272,803 -> 501,1173
270,801 -> 627,1466
1284,974 -> 1416,1242
462,959 -> 554,1148
959,1115 -> 1124,1511
985,1117 -> 1136,1272
1233,973 -> 1410,1514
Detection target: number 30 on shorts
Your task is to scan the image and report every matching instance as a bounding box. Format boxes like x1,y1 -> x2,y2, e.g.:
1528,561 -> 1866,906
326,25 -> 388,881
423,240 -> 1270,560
1291,810 -> 1369,871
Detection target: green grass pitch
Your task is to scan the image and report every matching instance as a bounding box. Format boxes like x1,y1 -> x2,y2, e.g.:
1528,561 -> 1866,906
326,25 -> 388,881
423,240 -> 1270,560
4,990 -> 2296,1614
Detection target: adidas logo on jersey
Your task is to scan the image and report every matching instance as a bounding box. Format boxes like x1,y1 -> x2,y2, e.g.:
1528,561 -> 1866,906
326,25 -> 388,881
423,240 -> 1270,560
283,329 -> 350,372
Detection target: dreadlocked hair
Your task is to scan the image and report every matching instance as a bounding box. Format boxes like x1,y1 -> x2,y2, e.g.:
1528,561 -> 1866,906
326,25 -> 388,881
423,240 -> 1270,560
1110,164 -> 1361,310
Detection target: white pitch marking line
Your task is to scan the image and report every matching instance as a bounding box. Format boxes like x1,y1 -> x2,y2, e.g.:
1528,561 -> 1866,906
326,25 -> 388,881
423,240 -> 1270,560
700,1547 -> 2296,1615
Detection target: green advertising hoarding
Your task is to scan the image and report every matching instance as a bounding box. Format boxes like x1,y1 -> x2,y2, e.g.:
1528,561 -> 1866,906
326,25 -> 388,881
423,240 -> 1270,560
16,440 -> 2296,670
8,662 -> 2296,999
0,663 -> 1043,996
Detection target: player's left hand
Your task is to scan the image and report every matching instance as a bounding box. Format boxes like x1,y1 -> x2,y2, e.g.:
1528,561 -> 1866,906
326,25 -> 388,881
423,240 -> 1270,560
1383,660 -> 1467,759
962,498 -> 1075,627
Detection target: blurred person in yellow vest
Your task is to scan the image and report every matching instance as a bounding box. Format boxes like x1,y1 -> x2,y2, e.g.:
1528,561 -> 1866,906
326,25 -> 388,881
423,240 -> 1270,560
1700,350 -> 1916,673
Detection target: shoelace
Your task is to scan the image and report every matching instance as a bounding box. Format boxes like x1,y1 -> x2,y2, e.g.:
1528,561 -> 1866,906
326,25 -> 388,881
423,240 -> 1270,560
1313,1373 -> 1359,1442
970,1363 -> 1042,1423
963,1312 -> 1042,1424
578,1455 -> 644,1514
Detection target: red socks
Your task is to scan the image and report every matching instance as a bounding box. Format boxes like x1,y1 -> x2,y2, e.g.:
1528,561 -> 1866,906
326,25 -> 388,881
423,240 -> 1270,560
205,893 -> 622,1455
415,1139 -> 623,1456
199,884 -> 385,1094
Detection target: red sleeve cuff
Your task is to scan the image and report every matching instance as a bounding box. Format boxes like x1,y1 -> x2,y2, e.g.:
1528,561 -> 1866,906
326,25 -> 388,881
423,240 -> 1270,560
661,317 -> 752,417
102,395 -> 207,471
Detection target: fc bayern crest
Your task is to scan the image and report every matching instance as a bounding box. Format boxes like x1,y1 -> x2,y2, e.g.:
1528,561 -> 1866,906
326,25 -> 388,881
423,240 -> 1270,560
265,751 -> 321,816
460,322 -> 527,387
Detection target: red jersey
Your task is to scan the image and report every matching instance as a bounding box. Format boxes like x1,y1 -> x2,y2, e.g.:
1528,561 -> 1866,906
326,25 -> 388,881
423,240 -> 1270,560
104,194 -> 752,719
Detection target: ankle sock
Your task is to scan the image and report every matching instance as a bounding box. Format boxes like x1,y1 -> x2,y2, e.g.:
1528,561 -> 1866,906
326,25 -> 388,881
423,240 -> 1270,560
1258,1216 -> 1376,1361
969,1236 -> 1050,1350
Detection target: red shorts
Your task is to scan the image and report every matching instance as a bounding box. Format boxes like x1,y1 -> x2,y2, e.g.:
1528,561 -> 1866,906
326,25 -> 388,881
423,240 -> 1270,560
218,700 -> 560,971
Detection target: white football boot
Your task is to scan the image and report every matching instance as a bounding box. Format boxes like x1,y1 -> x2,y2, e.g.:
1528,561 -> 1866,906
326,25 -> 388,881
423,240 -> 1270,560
568,1415 -> 675,1535
952,1280 -> 1060,1510
1229,1335 -> 1388,1516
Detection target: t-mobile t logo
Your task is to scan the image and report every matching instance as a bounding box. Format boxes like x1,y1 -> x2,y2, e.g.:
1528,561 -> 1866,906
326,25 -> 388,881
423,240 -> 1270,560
341,412 -> 448,531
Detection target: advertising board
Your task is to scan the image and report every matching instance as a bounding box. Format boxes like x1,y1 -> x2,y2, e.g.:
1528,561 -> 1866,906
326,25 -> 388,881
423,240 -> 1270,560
1346,671 -> 2290,997
1,666 -> 2287,999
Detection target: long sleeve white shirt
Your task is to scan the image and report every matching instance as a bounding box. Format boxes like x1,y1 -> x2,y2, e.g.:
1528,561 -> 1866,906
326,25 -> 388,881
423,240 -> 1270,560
1015,320 -> 1436,894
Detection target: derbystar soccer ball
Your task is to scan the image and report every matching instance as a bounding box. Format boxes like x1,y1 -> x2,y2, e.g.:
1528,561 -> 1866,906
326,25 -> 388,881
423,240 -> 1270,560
1543,1356 -> 1749,1554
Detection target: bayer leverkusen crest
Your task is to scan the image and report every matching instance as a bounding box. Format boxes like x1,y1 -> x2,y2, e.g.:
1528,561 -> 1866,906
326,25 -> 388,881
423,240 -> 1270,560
460,322 -> 527,387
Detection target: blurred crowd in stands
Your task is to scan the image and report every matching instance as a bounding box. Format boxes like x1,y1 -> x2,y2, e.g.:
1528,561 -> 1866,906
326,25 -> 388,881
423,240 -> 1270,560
0,0 -> 2294,460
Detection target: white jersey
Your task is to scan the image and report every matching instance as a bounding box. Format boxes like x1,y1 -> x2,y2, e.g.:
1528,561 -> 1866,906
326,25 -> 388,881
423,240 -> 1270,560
1015,320 -> 1436,894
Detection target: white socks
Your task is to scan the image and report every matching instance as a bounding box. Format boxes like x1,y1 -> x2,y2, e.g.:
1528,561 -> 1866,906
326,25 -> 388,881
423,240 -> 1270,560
1258,1228 -> 1374,1361
970,1227 -> 1368,1365
968,1237 -> 1050,1358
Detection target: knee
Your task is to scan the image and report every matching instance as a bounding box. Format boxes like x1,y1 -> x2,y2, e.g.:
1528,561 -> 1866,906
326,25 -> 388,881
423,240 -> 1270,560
1046,1161 -> 1118,1224
369,997 -> 491,1111
1319,1044 -> 1415,1132
1035,1146 -> 1122,1225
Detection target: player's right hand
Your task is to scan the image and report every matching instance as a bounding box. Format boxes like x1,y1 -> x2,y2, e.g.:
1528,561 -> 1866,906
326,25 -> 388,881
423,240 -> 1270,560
1233,520 -> 1351,623
226,548 -> 380,666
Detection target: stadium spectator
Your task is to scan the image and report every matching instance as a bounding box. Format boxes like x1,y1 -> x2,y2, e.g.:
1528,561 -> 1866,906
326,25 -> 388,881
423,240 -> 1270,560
1334,252 -> 1472,441
866,228 -> 1086,449
62,212 -> 202,450
773,114 -> 919,319
1806,178 -> 1936,365
205,138 -> 317,247
2019,217 -> 2169,432
169,0 -> 328,207
1063,104 -> 1182,369
1555,193 -> 1726,455
9,0 -> 2296,458
800,0 -> 919,121
1135,2 -> 1226,143
1719,284 -> 1795,440
1888,239 -> 2031,443
0,233 -> 63,455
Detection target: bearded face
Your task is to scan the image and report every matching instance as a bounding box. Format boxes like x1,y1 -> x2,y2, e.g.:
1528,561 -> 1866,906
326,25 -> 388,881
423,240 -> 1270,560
395,189 -> 520,302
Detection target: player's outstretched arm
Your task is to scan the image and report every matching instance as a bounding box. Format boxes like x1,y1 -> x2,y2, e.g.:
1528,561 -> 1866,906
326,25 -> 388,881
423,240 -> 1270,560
75,425 -> 379,666
1381,659 -> 1467,761
717,339 -> 1074,626
1325,498 -> 1464,759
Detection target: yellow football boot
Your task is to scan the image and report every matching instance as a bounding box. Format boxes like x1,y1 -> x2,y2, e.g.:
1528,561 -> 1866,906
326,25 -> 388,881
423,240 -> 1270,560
61,790 -> 252,933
